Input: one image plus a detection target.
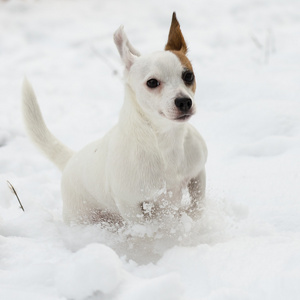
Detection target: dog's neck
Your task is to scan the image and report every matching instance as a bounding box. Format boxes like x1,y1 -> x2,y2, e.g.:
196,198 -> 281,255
119,84 -> 188,153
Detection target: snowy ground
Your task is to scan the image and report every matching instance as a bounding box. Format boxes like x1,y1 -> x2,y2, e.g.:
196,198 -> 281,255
1,0 -> 300,299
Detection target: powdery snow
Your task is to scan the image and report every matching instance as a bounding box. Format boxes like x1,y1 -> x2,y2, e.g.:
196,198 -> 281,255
1,0 -> 300,299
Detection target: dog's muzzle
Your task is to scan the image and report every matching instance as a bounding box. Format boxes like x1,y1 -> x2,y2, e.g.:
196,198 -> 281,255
174,97 -> 193,121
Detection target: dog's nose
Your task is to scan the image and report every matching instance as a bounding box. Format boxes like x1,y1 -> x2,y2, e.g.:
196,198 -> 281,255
175,97 -> 192,113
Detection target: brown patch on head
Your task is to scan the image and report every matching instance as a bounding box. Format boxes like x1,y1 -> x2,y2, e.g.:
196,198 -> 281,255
170,50 -> 196,93
165,13 -> 196,93
170,50 -> 193,71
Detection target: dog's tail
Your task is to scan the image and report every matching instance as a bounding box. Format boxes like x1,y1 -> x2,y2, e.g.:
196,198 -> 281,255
22,78 -> 74,171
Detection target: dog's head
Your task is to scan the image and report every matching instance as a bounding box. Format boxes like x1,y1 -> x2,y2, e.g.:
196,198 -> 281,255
114,13 -> 196,123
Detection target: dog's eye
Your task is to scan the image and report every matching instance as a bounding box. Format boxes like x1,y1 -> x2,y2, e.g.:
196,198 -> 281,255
182,71 -> 194,85
147,79 -> 160,88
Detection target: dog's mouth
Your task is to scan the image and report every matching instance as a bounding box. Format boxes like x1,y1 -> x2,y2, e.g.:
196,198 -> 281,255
159,111 -> 193,122
175,114 -> 192,122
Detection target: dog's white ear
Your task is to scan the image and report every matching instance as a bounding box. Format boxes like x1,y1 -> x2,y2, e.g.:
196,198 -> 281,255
165,12 -> 188,54
114,26 -> 140,69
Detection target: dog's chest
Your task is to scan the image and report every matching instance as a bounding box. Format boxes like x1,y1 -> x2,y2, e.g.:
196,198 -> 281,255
157,130 -> 202,179
141,134 -> 200,194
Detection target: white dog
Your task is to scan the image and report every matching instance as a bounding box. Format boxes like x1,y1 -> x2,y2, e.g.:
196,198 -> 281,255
22,13 -> 207,225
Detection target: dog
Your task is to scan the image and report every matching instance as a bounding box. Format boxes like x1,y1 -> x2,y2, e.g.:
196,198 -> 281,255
22,12 -> 207,225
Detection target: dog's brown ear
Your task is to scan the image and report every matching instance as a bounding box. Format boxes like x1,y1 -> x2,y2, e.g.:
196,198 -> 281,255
165,12 -> 188,54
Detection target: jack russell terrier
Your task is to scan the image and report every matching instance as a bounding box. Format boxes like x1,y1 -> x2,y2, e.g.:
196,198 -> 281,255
22,12 -> 207,225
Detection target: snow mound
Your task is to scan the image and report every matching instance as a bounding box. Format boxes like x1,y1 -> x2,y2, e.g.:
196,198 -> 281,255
55,244 -> 122,299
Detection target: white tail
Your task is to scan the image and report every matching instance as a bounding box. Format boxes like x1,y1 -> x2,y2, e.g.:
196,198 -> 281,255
22,78 -> 74,171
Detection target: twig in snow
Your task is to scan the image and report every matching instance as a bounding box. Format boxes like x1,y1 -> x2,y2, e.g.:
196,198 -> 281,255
7,181 -> 25,212
250,29 -> 276,65
250,33 -> 263,50
264,28 -> 276,64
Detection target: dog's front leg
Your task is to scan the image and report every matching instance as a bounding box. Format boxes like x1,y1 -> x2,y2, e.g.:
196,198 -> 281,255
186,169 -> 206,219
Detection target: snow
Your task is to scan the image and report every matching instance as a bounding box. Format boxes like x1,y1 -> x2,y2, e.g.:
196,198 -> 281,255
55,244 -> 122,298
1,0 -> 300,299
